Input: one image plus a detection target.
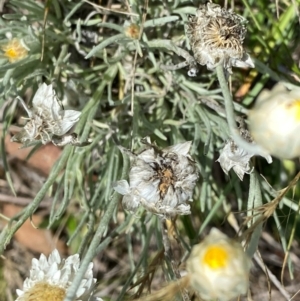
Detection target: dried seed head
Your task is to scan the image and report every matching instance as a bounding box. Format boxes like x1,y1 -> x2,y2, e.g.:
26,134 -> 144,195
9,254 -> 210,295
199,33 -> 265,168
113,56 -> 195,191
1,38 -> 28,62
187,2 -> 254,72
113,140 -> 199,218
249,83 -> 300,159
11,83 -> 81,148
186,228 -> 251,301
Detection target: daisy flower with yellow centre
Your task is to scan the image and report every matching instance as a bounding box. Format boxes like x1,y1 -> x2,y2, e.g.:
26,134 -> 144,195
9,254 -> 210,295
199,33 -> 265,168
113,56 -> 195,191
249,83 -> 300,159
16,249 -> 102,301
186,228 -> 251,301
1,38 -> 28,63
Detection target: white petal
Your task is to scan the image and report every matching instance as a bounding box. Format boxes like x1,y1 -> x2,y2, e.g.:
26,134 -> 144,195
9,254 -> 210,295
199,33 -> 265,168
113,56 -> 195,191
60,268 -> 71,285
163,186 -> 177,207
130,167 -> 154,188
16,289 -> 24,296
33,84 -> 61,116
55,110 -> 81,135
137,180 -> 160,203
164,141 -> 192,156
232,53 -> 254,69
46,262 -> 59,278
51,269 -> 62,284
174,204 -> 191,215
122,194 -> 141,212
63,110 -> 81,122
37,270 -> 45,281
113,180 -> 130,195
76,287 -> 86,298
137,148 -> 156,163
38,253 -> 48,267
31,258 -> 40,269
49,249 -> 61,265
32,83 -> 48,107
65,254 -> 80,270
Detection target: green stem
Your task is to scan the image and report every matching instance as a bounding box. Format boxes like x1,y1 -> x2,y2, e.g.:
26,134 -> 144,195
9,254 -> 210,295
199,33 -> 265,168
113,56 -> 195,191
0,146 -> 72,255
246,171 -> 263,258
215,65 -> 272,163
65,151 -> 130,301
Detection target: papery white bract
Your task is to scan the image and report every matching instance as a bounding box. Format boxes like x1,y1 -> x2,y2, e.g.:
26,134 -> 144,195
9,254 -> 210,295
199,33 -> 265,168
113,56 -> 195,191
186,228 -> 251,301
113,140 -> 199,218
11,83 -> 81,148
16,249 -> 102,301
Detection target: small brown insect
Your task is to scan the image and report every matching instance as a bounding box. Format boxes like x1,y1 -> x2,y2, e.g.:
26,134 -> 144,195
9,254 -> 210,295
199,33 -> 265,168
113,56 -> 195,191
114,140 -> 199,217
158,167 -> 175,197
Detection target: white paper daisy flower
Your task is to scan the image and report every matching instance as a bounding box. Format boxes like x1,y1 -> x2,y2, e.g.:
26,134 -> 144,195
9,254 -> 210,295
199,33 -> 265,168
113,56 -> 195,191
186,228 -> 251,301
16,249 -> 102,301
249,83 -> 300,159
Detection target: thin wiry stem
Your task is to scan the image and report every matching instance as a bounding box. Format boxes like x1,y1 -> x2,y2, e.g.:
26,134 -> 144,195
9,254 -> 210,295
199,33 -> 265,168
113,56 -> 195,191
160,219 -> 191,301
17,96 -> 32,117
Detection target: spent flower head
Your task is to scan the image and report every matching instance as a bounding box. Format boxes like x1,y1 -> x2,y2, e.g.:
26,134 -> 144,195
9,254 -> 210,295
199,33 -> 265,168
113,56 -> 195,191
187,2 -> 254,73
11,83 -> 81,148
217,122 -> 272,180
16,249 -> 101,301
186,228 -> 251,301
249,83 -> 300,159
217,138 -> 253,180
113,139 -> 199,218
1,38 -> 29,63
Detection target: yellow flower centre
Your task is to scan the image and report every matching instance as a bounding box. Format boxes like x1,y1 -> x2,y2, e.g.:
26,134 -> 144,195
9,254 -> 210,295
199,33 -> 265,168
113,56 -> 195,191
1,39 -> 28,62
20,282 -> 66,301
5,48 -> 18,59
202,245 -> 229,269
289,99 -> 300,122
